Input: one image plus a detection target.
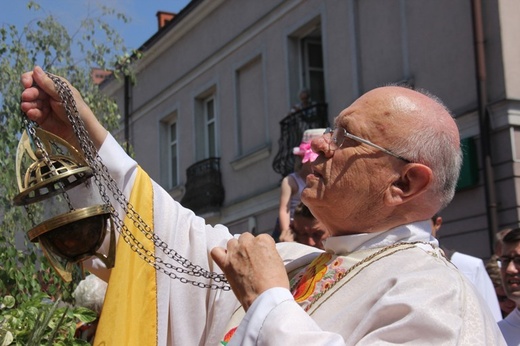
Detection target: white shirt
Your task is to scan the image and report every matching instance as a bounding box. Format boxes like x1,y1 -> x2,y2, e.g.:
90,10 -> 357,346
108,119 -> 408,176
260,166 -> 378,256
499,308 -> 520,345
450,251 -> 502,321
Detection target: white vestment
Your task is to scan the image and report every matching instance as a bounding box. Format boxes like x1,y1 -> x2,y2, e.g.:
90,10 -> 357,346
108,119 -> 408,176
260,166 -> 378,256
499,308 -> 520,345
82,134 -> 505,345
450,251 -> 502,321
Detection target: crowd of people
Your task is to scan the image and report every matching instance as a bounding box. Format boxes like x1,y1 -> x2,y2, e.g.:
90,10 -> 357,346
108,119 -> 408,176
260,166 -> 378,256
21,66 -> 512,344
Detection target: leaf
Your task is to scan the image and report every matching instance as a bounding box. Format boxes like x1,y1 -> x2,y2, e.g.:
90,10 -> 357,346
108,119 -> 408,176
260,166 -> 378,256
1,296 -> 15,309
45,304 -> 68,346
72,306 -> 98,324
0,329 -> 14,346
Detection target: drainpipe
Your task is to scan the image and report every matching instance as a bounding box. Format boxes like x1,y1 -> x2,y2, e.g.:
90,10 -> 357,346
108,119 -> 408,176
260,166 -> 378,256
124,74 -> 130,154
471,0 -> 498,253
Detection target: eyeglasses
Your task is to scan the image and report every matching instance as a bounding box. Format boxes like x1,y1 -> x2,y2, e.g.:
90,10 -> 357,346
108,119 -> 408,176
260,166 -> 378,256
499,255 -> 520,267
324,127 -> 411,163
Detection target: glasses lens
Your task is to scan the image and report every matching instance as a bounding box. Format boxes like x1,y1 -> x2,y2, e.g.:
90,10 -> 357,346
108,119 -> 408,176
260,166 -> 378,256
324,127 -> 344,151
324,128 -> 334,151
332,128 -> 344,149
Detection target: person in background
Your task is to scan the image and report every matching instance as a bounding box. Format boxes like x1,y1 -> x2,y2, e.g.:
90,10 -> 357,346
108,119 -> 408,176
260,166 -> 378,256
496,229 -> 513,256
498,228 -> 520,345
277,128 -> 324,243
431,214 -> 502,321
289,202 -> 330,250
487,228 -> 516,319
289,88 -> 315,114
21,67 -> 505,345
486,254 -> 516,319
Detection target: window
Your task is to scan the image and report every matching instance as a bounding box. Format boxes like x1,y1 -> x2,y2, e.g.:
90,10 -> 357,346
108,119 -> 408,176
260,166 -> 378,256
194,86 -> 218,161
160,114 -> 179,190
168,121 -> 178,187
301,36 -> 325,103
204,96 -> 218,158
287,18 -> 326,105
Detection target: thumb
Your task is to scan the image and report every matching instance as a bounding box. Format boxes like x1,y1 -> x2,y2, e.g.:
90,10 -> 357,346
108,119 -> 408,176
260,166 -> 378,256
210,247 -> 227,269
33,66 -> 60,100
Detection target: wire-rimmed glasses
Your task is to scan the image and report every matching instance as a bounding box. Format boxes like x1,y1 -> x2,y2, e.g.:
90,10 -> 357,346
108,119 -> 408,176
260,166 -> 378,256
323,127 -> 411,163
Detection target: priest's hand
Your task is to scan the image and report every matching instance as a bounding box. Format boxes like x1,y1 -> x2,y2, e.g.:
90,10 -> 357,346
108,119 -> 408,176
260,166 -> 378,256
20,66 -> 107,150
211,233 -> 290,311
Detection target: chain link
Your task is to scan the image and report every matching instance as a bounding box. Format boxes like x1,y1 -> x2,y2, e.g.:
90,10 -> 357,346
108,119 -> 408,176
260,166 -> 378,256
23,204 -> 36,227
43,73 -> 230,290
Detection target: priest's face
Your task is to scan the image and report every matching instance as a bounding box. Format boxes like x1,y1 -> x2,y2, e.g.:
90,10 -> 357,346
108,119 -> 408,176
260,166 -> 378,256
500,240 -> 520,306
301,88 -> 409,236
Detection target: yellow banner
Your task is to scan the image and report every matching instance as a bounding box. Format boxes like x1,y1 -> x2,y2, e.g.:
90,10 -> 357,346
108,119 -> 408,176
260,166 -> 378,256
94,167 -> 157,345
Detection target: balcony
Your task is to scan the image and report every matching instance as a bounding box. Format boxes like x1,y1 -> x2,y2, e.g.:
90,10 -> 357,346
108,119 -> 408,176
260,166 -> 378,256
180,157 -> 225,214
272,103 -> 329,177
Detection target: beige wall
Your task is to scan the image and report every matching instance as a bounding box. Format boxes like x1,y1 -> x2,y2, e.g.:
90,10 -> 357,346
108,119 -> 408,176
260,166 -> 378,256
103,0 -> 520,259
499,0 -> 520,99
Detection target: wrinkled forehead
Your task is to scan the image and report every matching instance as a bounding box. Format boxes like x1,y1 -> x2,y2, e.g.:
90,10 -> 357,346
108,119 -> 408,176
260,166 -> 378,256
334,88 -> 423,137
333,103 -> 395,137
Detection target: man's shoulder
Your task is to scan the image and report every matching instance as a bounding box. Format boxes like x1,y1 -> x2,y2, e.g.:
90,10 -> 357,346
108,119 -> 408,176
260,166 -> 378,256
499,309 -> 520,326
450,251 -> 485,270
362,243 -> 463,282
498,310 -> 520,344
277,241 -> 322,261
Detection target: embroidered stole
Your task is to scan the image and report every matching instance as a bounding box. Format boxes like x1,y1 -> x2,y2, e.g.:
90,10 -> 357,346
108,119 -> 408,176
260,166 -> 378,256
94,167 -> 158,346
220,242 -> 422,344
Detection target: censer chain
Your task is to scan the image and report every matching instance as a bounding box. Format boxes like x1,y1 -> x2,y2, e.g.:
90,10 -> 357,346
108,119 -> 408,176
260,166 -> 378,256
45,73 -> 230,290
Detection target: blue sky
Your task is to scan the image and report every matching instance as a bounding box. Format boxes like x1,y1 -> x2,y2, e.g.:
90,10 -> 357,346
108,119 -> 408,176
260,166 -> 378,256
0,0 -> 190,51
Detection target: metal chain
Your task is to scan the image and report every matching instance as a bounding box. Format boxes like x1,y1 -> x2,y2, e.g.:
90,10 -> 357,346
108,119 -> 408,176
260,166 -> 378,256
23,204 -> 36,227
44,73 -> 230,290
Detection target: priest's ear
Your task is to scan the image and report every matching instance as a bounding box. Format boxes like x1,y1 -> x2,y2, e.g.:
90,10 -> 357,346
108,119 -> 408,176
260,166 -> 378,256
386,163 -> 433,205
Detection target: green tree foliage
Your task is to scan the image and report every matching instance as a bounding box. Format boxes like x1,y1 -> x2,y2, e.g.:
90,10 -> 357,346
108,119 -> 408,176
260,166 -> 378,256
1,293 -> 98,346
0,1 -> 136,344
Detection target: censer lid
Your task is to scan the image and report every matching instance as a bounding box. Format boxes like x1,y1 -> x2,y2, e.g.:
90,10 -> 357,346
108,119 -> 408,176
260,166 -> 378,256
13,128 -> 93,206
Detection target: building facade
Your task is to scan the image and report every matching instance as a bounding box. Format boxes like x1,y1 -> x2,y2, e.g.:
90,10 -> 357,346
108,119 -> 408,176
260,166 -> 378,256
102,0 -> 520,259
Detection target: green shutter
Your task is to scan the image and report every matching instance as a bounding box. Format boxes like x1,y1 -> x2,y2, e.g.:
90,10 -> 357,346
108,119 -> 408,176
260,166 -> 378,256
456,137 -> 479,190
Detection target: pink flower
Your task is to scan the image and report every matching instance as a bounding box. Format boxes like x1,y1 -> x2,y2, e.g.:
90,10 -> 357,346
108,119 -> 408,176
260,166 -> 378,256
293,142 -> 318,163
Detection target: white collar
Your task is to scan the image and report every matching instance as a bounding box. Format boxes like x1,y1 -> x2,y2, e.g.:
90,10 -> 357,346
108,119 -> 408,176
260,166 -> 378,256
322,220 -> 438,255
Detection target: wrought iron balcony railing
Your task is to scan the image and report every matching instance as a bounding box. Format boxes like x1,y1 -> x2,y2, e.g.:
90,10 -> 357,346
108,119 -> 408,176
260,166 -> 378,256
180,157 -> 225,214
272,103 -> 329,177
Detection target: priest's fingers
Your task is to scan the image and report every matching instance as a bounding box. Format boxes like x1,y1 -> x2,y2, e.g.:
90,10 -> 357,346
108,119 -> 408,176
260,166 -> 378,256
211,233 -> 289,311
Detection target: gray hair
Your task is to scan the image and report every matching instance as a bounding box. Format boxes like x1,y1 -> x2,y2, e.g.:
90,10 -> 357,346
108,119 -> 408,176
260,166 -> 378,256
392,88 -> 463,209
